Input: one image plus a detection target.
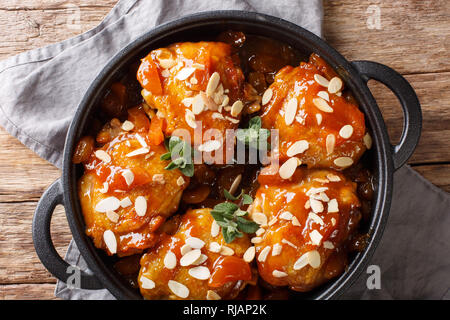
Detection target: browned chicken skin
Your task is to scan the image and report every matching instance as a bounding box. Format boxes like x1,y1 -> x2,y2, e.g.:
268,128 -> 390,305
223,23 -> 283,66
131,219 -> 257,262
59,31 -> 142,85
139,208 -> 253,300
248,167 -> 361,291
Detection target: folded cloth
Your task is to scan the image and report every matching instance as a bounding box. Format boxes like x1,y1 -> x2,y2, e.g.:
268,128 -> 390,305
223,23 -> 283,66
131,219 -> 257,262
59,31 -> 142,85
0,0 -> 448,300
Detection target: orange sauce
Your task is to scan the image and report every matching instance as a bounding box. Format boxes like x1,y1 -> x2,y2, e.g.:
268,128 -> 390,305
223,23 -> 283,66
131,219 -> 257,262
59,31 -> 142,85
208,256 -> 252,288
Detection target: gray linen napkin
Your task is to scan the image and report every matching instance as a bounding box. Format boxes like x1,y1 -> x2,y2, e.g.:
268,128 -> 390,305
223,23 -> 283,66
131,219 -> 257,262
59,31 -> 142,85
0,0 -> 448,300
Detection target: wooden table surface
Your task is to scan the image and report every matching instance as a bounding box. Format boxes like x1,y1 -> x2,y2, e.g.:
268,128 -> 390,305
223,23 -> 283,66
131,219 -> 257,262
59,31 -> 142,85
0,0 -> 448,299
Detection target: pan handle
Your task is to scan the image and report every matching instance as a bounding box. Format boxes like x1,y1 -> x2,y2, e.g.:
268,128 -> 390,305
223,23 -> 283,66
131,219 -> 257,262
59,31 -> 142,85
32,179 -> 104,290
352,61 -> 422,170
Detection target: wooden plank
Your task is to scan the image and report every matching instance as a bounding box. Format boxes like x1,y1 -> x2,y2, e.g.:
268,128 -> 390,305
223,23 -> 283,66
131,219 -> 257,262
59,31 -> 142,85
324,0 -> 450,74
0,202 -> 71,284
413,164 -> 450,193
1,283 -> 58,300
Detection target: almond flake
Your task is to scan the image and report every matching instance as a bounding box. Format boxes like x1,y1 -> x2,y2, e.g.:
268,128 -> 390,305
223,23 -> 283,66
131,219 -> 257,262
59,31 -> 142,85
334,157 -> 354,168
229,174 -> 242,195
313,97 -> 333,113
103,230 -> 117,254
207,290 -> 221,300
363,132 -> 373,149
309,198 -> 324,213
308,212 -> 324,225
287,140 -> 309,157
314,74 -> 330,87
258,246 -> 271,262
135,134 -> 148,148
180,249 -> 201,266
230,100 -> 244,117
323,241 -> 335,249
328,199 -> 339,213
185,237 -> 205,249
255,228 -> 265,236
328,77 -> 343,94
189,266 -> 210,280
304,200 -> 311,209
293,252 -> 309,270
326,174 -> 341,182
284,98 -> 298,125
121,120 -> 134,131
211,220 -> 220,237
279,211 -> 293,220
206,72 -> 221,97
185,109 -> 197,129
190,77 -> 198,84
177,176 -> 185,186
95,150 -> 111,163
252,212 -> 268,227
262,88 -> 273,105
268,217 -> 278,226
320,192 -> 330,202
251,237 -> 262,244
310,230 -> 323,245
198,140 -> 221,152
181,97 -> 194,107
161,69 -> 170,77
176,67 -> 196,81
158,58 -> 177,69
193,254 -> 208,265
120,197 -> 132,208
212,112 -> 225,120
308,250 -> 321,268
291,216 -> 301,226
168,280 -> 189,298
272,243 -> 282,256
209,242 -> 221,253
106,211 -> 119,223
306,187 -> 329,196
272,270 -> 288,278
134,196 -> 147,216
326,134 -> 335,155
95,196 -> 120,212
192,94 -> 205,115
126,147 -> 149,157
121,169 -> 134,186
220,246 -> 234,256
331,217 -> 337,226
164,251 -> 177,269
181,244 -> 192,255
317,91 -> 330,102
339,125 -> 354,139
279,157 -> 301,179
225,116 -> 240,124
282,239 -> 298,248
99,182 -> 109,194
140,276 -> 155,289
243,246 -> 256,262
316,113 -> 323,125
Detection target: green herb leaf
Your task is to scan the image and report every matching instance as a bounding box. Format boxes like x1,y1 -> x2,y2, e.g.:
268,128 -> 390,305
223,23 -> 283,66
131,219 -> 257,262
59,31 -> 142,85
242,194 -> 253,205
236,116 -> 271,151
236,216 -> 260,234
161,136 -> 194,177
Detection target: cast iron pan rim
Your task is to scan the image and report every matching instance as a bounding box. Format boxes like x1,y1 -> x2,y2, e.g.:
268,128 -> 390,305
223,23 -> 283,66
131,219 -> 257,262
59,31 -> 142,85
62,10 -> 393,300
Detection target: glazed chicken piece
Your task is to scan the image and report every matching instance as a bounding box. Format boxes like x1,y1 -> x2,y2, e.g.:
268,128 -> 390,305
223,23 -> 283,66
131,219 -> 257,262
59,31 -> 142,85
137,42 -> 246,163
138,208 -> 253,300
260,54 -> 371,170
248,167 -> 361,292
78,107 -> 189,257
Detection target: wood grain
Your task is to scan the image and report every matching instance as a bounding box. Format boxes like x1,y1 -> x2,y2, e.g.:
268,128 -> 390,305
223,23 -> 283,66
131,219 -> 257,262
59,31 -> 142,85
0,0 -> 448,300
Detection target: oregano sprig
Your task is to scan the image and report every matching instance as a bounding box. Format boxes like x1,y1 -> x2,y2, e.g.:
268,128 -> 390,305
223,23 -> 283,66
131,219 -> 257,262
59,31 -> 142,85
160,136 -> 194,177
236,116 -> 271,150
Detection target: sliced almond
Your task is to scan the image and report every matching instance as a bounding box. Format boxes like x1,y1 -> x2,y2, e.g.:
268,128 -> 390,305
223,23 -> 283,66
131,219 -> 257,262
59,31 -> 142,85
314,74 -> 330,87
252,212 -> 268,227
176,176 -> 185,186
326,134 -> 335,155
225,116 -> 240,124
231,100 -> 244,117
331,217 -> 337,226
251,237 -> 263,244
363,132 -> 373,149
291,216 -> 301,226
181,244 -> 192,255
308,250 -> 321,268
228,174 -> 242,195
287,140 -> 309,157
279,157 -> 301,180
168,280 -> 189,298
281,239 -> 298,249
272,270 -> 288,278
180,249 -> 201,266
198,140 -> 221,152
323,241 -> 335,249
328,199 -> 339,213
309,198 -> 324,213
140,276 -> 155,289
206,72 -> 221,97
255,228 -> 265,236
208,242 -> 221,253
135,134 -> 148,148
293,252 -> 309,270
220,246 -> 235,256
192,94 -> 205,115
121,169 -> 134,186
308,212 -> 324,225
316,113 -> 323,126
334,157 -> 354,168
317,91 -> 329,102
310,230 -> 323,245
262,88 -> 273,105
243,246 -> 256,263
106,211 -> 119,223
206,290 -> 221,300
212,112 -> 225,120
134,196 -> 147,216
258,246 -> 271,262
95,150 -> 111,163
268,217 -> 278,226
313,97 -> 333,113
99,182 -> 109,194
121,120 -> 134,131
176,67 -> 196,81
284,98 -> 298,125
126,147 -> 149,157
306,187 -> 329,196
326,173 -> 341,182
304,200 -> 311,210
279,211 -> 293,221
103,230 -> 117,254
95,196 -> 120,213
193,254 -> 208,266
272,243 -> 282,256
339,125 -> 354,139
328,77 -> 343,94
188,266 -> 211,280
185,237 -> 205,249
185,109 -> 197,129
211,220 -> 220,238
164,251 -> 177,270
